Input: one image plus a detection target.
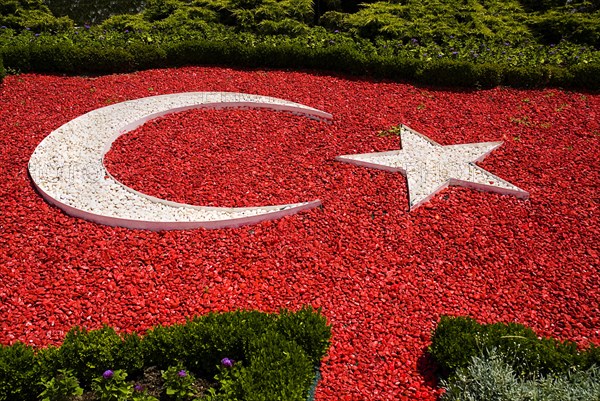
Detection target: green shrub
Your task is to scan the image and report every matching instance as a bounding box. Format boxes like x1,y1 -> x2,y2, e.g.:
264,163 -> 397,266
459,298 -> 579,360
257,19 -> 311,36
100,14 -> 152,33
416,60 -> 480,88
1,1 -> 599,89
0,43 -> 32,73
56,325 -> 144,387
272,306 -> 332,367
569,63 -> 600,90
144,0 -> 184,22
0,308 -> 330,401
502,65 -> 551,88
210,331 -> 314,401
527,11 -> 600,47
38,368 -> 84,401
441,349 -> 600,401
318,10 -> 348,31
0,0 -> 73,32
415,61 -> 503,89
430,316 -> 599,380
0,54 -> 5,82
0,342 -> 39,401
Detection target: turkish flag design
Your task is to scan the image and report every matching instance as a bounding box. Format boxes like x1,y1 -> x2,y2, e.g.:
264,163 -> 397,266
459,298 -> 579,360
0,67 -> 598,401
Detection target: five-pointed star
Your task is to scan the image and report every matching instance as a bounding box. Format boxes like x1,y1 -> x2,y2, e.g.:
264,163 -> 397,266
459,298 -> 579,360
336,125 -> 529,210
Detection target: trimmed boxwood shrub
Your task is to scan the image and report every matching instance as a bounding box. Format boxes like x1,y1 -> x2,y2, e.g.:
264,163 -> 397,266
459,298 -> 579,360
0,0 -> 599,88
0,54 -> 5,80
416,60 -> 501,88
429,316 -> 600,380
0,306 -> 331,401
570,63 -> 600,90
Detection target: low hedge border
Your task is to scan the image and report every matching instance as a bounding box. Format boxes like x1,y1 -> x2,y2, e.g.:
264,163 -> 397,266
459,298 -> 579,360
0,306 -> 331,401
1,38 -> 599,90
429,316 -> 600,380
0,54 -> 5,81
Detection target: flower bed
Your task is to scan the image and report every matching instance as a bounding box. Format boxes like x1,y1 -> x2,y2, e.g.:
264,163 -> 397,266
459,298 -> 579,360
0,66 -> 598,400
2,308 -> 330,400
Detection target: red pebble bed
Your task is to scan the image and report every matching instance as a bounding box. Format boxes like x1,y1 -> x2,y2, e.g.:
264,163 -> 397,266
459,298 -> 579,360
0,67 -> 599,400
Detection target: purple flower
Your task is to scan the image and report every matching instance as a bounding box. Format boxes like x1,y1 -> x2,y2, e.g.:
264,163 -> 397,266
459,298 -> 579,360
451,51 -> 458,56
84,24 -> 91,29
221,358 -> 234,368
410,38 -> 418,45
334,30 -> 339,33
0,26 -> 7,29
178,370 -> 187,377
103,370 -> 114,379
134,384 -> 144,392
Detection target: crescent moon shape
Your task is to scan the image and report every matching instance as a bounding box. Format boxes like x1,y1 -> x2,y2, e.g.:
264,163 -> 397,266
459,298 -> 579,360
28,92 -> 332,230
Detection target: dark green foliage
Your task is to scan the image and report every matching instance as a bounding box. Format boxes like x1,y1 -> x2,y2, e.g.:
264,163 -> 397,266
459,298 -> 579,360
0,43 -> 33,73
369,55 -> 419,82
528,11 -> 600,47
212,331 -> 315,401
0,0 -> 599,89
257,19 -> 310,36
56,326 -> 144,387
0,342 -> 39,401
144,0 -> 183,22
518,0 -> 588,12
100,14 -> 153,32
0,308 -> 330,401
429,316 -> 600,380
409,60 -> 502,89
416,60 -> 483,88
0,0 -> 73,32
39,369 -> 84,401
45,0 -> 146,25
502,66 -> 552,88
570,63 -> 600,90
0,55 -> 5,82
318,10 -> 348,31
271,306 -> 332,367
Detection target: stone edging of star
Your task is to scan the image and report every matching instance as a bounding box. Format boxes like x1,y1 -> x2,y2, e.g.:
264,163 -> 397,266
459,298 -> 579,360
336,124 -> 529,210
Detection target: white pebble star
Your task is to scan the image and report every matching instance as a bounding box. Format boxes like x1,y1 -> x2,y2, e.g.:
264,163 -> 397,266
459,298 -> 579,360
336,125 -> 529,210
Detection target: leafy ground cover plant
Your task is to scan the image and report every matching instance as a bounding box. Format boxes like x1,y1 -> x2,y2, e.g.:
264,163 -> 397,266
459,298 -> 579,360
39,369 -> 83,401
0,0 -> 599,88
0,308 -> 330,401
441,349 -> 600,401
430,317 -> 600,400
429,316 -> 599,379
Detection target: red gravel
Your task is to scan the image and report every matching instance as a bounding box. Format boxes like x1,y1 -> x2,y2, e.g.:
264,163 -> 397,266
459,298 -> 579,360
1,67 -> 599,401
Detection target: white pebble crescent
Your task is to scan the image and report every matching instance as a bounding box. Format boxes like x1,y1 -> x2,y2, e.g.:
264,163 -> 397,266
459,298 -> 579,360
28,92 -> 332,230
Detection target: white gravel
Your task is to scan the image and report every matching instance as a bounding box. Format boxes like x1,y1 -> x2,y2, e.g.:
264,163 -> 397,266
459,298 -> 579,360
336,125 -> 529,209
29,92 -> 331,230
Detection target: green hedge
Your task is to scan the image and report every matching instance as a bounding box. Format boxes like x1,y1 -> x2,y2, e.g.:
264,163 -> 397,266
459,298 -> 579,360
429,316 -> 600,380
1,36 -> 598,90
0,54 -> 5,81
0,0 -> 599,89
0,307 -> 331,401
